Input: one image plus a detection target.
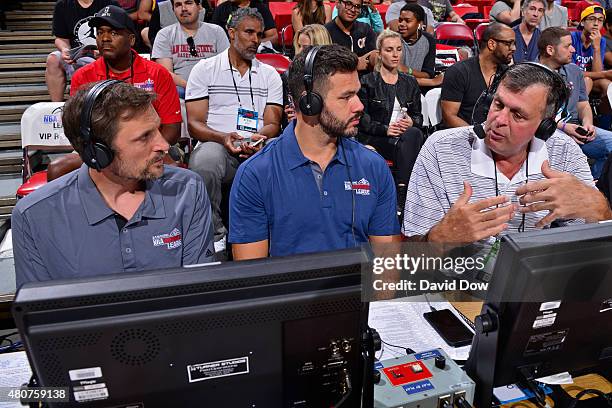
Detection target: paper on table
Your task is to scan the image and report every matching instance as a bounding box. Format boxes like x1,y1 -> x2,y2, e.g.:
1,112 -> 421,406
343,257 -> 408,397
368,300 -> 472,361
536,372 -> 573,385
0,351 -> 32,408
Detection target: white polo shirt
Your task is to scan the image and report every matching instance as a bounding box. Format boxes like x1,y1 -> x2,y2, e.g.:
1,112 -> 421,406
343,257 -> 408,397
402,126 -> 594,239
185,49 -> 283,135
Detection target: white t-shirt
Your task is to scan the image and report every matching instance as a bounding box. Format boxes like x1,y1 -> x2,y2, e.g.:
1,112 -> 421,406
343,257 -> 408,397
151,21 -> 229,81
185,49 -> 283,135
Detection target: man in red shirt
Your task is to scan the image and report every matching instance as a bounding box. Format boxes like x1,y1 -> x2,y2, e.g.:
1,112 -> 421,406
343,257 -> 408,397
71,5 -> 182,144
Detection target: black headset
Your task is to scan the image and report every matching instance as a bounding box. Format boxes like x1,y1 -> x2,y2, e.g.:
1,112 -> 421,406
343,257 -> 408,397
79,79 -> 121,170
299,46 -> 324,116
473,61 -> 570,141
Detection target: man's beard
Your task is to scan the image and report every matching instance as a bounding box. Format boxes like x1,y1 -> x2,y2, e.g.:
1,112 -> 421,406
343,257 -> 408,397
110,153 -> 164,182
319,106 -> 360,139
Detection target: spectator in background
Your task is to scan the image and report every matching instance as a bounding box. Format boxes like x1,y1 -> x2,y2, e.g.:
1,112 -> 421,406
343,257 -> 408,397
332,0 -> 385,33
489,0 -> 521,26
572,6 -> 612,97
211,0 -> 278,46
513,0 -> 545,63
605,8 -> 612,69
539,26 -> 612,179
396,3 -> 441,88
186,8 -> 283,256
418,0 -> 465,25
386,0 -> 434,34
284,24 -> 333,125
71,5 -> 182,145
441,23 -> 514,127
152,0 -> 229,98
46,0 -> 119,101
146,0 -> 207,47
116,0 -> 154,50
358,30 -> 424,197
539,0 -> 568,30
292,0 -> 332,32
325,0 -> 378,71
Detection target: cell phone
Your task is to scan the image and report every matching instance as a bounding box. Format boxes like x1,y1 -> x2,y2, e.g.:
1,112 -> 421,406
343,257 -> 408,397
576,126 -> 589,136
423,309 -> 473,347
249,138 -> 264,148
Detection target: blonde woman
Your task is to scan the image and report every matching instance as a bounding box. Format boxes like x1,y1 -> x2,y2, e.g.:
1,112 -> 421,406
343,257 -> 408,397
358,29 -> 424,187
283,25 -> 333,124
292,24 -> 333,55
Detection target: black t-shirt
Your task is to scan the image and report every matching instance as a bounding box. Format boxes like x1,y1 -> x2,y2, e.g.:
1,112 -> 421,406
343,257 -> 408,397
211,0 -> 276,35
440,56 -> 505,125
52,0 -> 119,48
324,19 -> 376,57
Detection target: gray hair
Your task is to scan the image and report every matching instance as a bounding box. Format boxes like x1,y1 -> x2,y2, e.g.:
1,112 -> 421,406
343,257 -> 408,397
499,64 -> 565,119
522,0 -> 546,13
227,7 -> 264,30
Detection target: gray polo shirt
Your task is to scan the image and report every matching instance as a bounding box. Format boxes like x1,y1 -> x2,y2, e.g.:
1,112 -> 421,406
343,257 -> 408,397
559,63 -> 588,124
12,164 -> 215,288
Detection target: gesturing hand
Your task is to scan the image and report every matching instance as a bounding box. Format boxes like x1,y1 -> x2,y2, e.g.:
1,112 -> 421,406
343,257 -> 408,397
516,160 -> 611,225
428,181 -> 515,244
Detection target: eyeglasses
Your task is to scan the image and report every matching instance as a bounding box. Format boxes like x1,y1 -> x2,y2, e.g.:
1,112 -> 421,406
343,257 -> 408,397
186,36 -> 198,57
340,0 -> 362,11
491,38 -> 516,48
584,16 -> 605,23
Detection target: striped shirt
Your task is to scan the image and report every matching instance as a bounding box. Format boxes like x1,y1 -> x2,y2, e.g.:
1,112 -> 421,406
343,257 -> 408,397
185,49 -> 283,136
402,126 -> 594,242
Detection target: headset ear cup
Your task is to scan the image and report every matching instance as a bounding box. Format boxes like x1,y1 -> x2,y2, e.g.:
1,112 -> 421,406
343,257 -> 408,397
299,91 -> 323,116
535,119 -> 557,141
92,142 -> 114,169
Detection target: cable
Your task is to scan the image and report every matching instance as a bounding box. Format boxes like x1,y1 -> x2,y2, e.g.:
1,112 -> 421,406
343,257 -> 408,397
0,341 -> 23,353
332,369 -> 352,407
339,137 -> 357,247
424,293 -> 437,312
567,389 -> 612,408
381,340 -> 415,355
455,395 -> 473,408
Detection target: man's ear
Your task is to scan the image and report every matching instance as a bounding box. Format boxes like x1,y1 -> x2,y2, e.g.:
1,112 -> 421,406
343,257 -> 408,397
129,33 -> 136,47
228,27 -> 235,43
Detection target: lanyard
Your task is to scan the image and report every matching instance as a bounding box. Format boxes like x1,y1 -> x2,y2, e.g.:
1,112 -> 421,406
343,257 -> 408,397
493,144 -> 529,232
228,53 -> 255,110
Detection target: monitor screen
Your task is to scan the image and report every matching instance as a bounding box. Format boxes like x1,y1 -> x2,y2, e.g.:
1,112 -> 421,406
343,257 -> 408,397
466,223 -> 612,407
13,247 -> 371,407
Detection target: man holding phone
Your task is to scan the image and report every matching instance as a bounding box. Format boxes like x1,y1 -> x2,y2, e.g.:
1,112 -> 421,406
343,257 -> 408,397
538,26 -> 612,179
186,7 -> 283,256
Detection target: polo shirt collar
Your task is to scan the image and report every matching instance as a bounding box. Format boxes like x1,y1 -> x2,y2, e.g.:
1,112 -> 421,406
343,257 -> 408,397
221,49 -> 260,74
77,163 -> 166,225
470,128 -> 549,183
93,50 -> 145,79
284,121 -> 347,170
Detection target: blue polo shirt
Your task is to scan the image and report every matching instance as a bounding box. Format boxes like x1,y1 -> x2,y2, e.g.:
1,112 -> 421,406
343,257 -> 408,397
571,30 -> 607,72
513,25 -> 541,63
228,122 -> 400,257
12,164 -> 215,288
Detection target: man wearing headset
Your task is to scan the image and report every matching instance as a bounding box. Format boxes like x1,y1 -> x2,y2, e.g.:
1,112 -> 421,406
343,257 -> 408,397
12,81 -> 215,288
403,63 -> 610,249
229,45 -> 401,260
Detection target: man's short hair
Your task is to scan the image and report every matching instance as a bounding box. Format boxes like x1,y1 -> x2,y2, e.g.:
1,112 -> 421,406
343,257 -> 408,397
227,7 -> 264,30
170,0 -> 201,5
480,22 -> 509,50
288,44 -> 358,113
522,0 -> 546,13
63,81 -> 155,157
499,63 -> 565,119
400,3 -> 425,22
537,26 -> 571,56
607,7 -> 612,25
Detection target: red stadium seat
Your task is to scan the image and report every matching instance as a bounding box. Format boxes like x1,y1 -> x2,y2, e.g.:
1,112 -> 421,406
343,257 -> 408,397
474,22 -> 489,52
16,171 -> 48,198
435,22 -> 475,42
256,53 -> 292,74
280,24 -> 294,56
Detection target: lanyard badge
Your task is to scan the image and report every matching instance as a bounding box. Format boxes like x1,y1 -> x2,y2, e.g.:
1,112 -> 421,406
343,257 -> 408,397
237,108 -> 259,133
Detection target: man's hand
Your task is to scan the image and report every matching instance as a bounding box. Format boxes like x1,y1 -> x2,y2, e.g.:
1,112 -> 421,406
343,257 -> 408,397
358,50 -> 378,71
516,160 -> 612,225
284,104 -> 296,122
238,133 -> 267,158
223,132 -> 244,155
61,48 -> 74,64
591,28 -> 602,50
396,117 -> 413,130
427,181 -> 515,244
562,123 -> 596,144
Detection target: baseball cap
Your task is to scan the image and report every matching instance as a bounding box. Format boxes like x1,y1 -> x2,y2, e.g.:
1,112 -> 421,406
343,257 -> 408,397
580,5 -> 606,21
89,5 -> 137,34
